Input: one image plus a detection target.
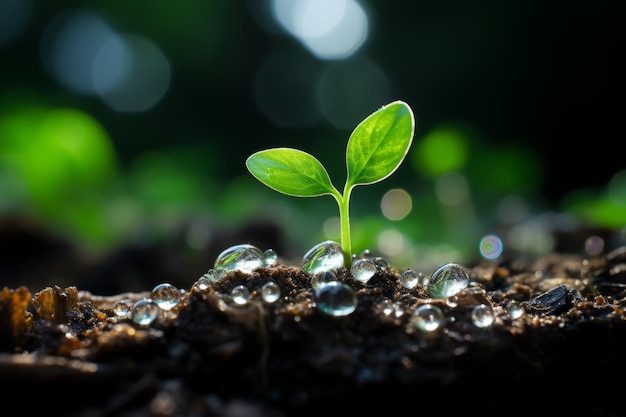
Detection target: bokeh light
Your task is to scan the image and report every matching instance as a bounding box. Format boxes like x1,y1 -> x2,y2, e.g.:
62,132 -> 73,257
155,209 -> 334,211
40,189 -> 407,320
381,188 -> 412,221
271,0 -> 368,60
376,229 -> 405,258
584,235 -> 604,256
413,124 -> 470,178
40,9 -> 170,112
435,172 -> 470,206
479,234 -> 503,259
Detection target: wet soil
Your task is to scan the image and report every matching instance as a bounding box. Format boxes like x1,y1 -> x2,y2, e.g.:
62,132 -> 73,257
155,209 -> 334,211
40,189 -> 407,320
1,215 -> 626,417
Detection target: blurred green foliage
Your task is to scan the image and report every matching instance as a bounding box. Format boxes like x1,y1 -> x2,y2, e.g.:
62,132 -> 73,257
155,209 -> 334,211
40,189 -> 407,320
0,0 -> 624,271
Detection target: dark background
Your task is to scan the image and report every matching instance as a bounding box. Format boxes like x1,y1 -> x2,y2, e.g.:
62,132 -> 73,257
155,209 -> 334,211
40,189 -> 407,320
0,0 -> 624,293
2,0 -> 622,202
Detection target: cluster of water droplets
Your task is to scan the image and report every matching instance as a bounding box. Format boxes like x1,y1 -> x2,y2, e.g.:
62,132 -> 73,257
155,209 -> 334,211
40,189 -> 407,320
113,282 -> 183,327
114,240 -> 527,332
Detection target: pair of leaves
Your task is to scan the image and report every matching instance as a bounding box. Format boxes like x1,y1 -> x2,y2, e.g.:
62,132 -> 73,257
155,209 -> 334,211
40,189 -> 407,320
245,100 -> 415,200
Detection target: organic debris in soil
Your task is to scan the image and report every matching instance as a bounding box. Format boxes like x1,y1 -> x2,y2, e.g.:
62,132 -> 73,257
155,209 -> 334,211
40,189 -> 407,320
1,246 -> 626,416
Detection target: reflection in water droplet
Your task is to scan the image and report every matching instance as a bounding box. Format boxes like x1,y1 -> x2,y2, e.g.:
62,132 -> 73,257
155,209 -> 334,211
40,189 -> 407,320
506,300 -> 524,319
196,276 -> 210,291
261,281 -> 280,303
113,300 -> 130,317
231,285 -> 250,305
372,256 -> 389,270
427,262 -> 470,299
312,270 -> 337,290
314,281 -> 357,316
380,299 -> 394,315
302,240 -> 344,275
445,295 -> 458,308
215,244 -> 265,273
131,298 -> 159,327
263,248 -> 278,266
399,269 -> 419,289
204,268 -> 226,282
411,304 -> 445,332
471,304 -> 495,327
392,301 -> 404,317
351,258 -> 377,283
151,283 -> 181,311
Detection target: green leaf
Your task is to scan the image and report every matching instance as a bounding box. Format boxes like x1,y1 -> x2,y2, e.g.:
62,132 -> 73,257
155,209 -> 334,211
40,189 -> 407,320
346,100 -> 415,188
246,148 -> 338,198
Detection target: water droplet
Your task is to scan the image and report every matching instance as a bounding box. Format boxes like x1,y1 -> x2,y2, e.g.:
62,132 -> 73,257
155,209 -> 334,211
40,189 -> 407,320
314,281 -> 357,316
411,304 -> 445,332
196,276 -> 211,291
372,256 -> 389,270
471,304 -> 495,327
204,268 -> 226,282
302,240 -> 344,275
311,270 -> 337,290
130,298 -> 159,327
215,244 -> 265,274
427,262 -> 470,299
151,283 -> 181,311
261,281 -> 280,303
392,301 -> 404,317
350,258 -> 377,283
263,248 -> 278,266
380,299 -> 394,315
506,300 -> 524,319
399,269 -> 419,289
445,295 -> 458,308
113,300 -> 130,317
230,285 -> 250,305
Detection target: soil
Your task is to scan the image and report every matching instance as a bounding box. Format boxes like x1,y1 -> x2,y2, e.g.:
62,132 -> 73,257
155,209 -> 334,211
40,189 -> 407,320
1,215 -> 626,417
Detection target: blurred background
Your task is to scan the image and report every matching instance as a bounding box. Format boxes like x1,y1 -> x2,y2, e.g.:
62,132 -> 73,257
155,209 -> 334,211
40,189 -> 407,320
1,0 -> 624,293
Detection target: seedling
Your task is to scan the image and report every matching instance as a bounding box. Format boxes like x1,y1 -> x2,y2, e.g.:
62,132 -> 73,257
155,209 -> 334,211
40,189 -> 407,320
245,100 -> 415,268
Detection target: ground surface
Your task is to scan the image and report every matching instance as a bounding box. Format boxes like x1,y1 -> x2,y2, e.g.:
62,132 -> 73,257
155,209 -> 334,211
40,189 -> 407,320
1,216 -> 626,416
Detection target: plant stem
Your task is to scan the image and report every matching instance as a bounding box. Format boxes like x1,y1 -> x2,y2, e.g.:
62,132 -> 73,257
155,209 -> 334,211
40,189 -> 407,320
338,186 -> 353,269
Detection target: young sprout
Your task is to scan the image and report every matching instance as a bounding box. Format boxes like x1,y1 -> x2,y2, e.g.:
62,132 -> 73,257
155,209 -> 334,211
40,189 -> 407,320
245,100 -> 415,268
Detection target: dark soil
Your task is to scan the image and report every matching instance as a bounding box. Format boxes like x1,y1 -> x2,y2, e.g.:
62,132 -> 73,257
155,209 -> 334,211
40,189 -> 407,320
1,215 -> 626,417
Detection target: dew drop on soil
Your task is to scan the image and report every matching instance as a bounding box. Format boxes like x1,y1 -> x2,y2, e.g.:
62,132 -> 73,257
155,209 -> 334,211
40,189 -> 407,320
351,258 -> 377,283
196,276 -> 211,290
231,284 -> 250,305
131,298 -> 159,327
411,304 -> 445,332
427,262 -> 470,299
312,270 -> 337,290
215,244 -> 265,273
204,268 -> 225,282
302,240 -> 344,275
506,300 -> 524,319
471,303 -> 495,327
399,269 -> 419,289
314,281 -> 357,316
261,281 -> 280,303
263,248 -> 278,266
151,283 -> 181,311
113,300 -> 130,317
372,256 -> 390,270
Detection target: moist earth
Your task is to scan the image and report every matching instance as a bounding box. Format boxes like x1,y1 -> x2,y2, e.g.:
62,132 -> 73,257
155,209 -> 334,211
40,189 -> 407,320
1,217 -> 625,416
